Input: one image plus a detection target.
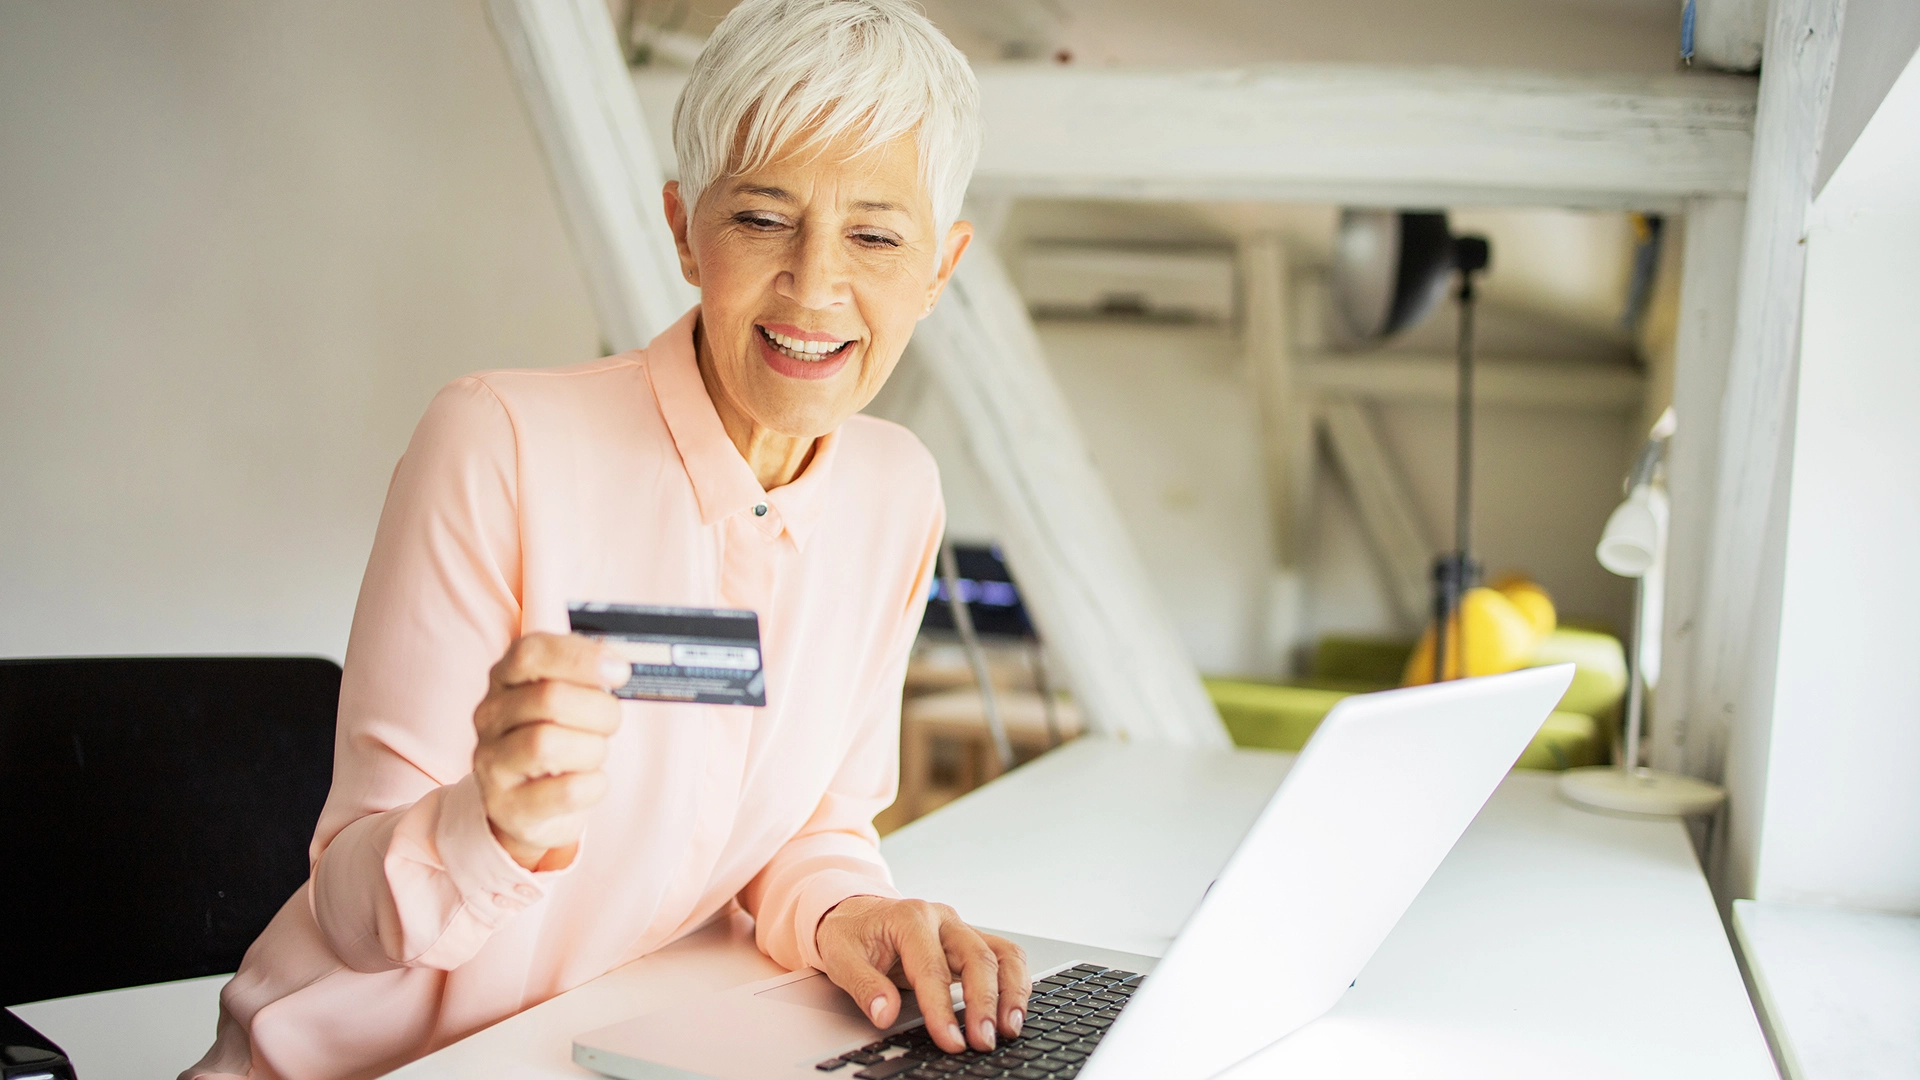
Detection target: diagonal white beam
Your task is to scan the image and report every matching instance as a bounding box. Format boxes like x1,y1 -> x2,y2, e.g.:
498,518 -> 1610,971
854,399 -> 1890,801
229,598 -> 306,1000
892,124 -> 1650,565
487,0 -> 696,351
910,247 -> 1230,746
1321,397 -> 1434,632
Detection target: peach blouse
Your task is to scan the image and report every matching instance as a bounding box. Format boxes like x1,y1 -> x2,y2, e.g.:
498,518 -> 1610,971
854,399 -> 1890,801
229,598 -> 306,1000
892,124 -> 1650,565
184,308 -> 944,1080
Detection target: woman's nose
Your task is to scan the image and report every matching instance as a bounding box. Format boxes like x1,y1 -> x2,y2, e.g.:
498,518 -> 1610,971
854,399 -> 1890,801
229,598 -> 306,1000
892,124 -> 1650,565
778,226 -> 851,309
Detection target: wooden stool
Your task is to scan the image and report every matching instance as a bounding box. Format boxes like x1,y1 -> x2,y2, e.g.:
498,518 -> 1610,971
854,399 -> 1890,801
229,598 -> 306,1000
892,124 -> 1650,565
898,688 -> 1082,820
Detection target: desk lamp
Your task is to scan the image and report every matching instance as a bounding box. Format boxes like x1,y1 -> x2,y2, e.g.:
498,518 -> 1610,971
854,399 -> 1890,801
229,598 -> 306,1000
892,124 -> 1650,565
1559,409 -> 1725,816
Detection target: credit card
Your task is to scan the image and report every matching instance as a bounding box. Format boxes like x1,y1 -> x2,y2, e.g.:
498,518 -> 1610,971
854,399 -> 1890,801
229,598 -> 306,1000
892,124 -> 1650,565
568,602 -> 766,706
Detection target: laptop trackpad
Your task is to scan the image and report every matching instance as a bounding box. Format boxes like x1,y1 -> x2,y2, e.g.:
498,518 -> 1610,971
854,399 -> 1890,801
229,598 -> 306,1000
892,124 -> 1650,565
755,973 -> 866,1018
755,973 -> 931,1025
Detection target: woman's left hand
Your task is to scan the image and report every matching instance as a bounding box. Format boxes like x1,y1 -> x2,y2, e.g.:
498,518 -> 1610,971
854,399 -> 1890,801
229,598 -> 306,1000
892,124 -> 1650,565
815,896 -> 1030,1054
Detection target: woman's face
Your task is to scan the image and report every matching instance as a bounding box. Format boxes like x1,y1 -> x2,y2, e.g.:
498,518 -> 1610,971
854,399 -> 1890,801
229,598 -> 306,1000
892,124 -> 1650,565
665,131 -> 972,440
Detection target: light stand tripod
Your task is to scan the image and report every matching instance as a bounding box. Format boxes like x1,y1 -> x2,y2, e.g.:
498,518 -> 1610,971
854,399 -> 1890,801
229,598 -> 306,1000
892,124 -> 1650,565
1429,235 -> 1490,681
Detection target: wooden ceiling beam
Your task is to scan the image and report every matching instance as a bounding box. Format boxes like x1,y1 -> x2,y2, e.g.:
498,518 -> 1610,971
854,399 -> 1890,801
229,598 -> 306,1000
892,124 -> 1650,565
635,65 -> 1757,211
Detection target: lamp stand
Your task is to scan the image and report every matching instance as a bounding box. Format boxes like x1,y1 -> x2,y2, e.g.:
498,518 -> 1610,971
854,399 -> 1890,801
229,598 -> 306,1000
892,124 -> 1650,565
1560,577 -> 1725,817
1430,236 -> 1489,681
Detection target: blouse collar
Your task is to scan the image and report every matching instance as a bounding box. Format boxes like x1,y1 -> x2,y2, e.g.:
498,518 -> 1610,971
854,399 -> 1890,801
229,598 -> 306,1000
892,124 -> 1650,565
643,307 -> 839,551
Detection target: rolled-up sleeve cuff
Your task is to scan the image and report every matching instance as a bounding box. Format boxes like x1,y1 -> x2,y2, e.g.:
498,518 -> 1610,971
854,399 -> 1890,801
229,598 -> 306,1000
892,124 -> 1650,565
793,869 -> 902,972
434,773 -> 572,928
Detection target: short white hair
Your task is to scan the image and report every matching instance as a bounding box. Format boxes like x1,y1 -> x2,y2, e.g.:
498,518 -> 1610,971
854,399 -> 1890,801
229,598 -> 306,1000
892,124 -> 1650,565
672,0 -> 982,231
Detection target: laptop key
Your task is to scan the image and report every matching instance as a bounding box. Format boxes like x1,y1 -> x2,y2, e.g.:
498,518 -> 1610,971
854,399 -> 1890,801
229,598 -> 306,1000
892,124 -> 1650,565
816,1058 -> 848,1070
855,1058 -> 925,1080
1010,1069 -> 1048,1080
963,1064 -> 1003,1077
847,1051 -> 886,1065
1059,1024 -> 1096,1037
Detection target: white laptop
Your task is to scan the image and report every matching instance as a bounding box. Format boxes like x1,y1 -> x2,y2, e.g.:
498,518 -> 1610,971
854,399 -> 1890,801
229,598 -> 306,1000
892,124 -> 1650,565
574,664 -> 1575,1080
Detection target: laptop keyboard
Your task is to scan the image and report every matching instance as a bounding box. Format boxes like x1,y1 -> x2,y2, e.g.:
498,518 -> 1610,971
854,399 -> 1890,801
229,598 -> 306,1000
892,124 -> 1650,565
814,964 -> 1139,1080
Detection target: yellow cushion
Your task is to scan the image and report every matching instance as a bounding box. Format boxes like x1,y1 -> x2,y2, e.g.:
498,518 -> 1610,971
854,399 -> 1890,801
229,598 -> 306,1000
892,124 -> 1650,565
1401,587 -> 1541,684
1203,681 -> 1611,771
1512,709 -> 1608,770
1205,679 -> 1350,752
1528,627 -> 1627,719
1492,576 -> 1558,638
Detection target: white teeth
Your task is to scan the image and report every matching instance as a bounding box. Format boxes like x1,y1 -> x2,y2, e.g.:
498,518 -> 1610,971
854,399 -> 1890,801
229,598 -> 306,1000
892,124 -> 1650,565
761,326 -> 849,360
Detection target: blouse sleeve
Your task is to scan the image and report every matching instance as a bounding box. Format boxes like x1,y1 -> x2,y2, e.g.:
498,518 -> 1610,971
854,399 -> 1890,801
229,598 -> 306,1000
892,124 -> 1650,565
307,377 -> 565,973
737,495 -> 945,972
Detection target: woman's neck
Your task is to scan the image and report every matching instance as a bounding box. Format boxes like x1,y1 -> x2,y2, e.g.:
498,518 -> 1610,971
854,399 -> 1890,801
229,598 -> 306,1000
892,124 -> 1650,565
695,322 -> 816,491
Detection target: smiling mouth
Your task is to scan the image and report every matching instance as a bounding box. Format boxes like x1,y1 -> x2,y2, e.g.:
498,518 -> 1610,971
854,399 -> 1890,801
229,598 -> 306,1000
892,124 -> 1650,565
758,325 -> 853,363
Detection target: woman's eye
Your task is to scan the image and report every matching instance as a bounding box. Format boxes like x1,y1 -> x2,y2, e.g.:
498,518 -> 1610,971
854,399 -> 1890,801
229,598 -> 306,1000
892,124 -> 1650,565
734,213 -> 785,230
853,232 -> 901,248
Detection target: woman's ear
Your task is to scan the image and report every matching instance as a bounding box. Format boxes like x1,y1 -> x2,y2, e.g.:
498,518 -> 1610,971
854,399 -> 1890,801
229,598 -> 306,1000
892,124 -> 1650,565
920,220 -> 975,319
663,181 -> 701,288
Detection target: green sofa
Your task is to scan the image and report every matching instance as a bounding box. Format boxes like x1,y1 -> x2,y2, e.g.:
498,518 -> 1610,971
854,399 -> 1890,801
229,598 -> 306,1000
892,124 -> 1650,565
1204,629 -> 1627,770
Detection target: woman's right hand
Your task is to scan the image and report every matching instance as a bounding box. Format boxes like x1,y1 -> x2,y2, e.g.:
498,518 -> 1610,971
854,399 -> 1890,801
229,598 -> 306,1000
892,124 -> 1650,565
471,633 -> 631,870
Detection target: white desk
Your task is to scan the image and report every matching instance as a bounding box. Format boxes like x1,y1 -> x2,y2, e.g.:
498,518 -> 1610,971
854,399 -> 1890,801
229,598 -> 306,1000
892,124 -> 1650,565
13,739 -> 1777,1079
10,973 -> 227,1080
1733,900 -> 1920,1080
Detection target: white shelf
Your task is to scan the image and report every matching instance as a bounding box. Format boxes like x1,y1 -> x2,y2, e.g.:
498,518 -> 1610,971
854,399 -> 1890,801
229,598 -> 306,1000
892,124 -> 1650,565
1733,900 -> 1920,1080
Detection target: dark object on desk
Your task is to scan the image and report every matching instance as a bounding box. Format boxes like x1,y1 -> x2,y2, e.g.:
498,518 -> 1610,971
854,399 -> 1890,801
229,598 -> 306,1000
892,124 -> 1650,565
0,657 -> 339,1007
1,1007 -> 75,1080
920,542 -> 1033,639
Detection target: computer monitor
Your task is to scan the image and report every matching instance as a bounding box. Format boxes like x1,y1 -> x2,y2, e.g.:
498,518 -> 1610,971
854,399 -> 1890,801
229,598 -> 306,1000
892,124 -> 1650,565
918,542 -> 1034,639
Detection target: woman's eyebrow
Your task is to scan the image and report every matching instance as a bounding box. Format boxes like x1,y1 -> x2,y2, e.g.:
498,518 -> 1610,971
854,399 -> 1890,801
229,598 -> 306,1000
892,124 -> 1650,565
850,199 -> 904,213
736,184 -> 795,202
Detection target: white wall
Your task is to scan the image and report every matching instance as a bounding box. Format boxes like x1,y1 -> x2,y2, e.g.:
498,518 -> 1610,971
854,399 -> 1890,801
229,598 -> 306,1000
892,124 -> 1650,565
0,0 -> 601,661
1751,46 -> 1920,914
1,1 -> 1656,679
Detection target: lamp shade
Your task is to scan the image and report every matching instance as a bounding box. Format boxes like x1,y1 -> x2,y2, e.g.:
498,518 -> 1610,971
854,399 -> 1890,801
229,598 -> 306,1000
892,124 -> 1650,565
1331,209 -> 1455,341
1597,487 -> 1662,578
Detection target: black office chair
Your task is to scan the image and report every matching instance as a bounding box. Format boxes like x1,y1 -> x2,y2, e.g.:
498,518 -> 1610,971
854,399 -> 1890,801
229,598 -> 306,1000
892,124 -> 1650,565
0,657 -> 339,1008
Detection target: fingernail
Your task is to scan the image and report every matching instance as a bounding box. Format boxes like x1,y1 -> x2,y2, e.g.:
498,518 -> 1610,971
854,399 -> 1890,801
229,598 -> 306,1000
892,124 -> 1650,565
1009,1009 -> 1024,1034
599,656 -> 632,688
870,996 -> 888,1024
979,1019 -> 996,1049
945,1022 -> 963,1047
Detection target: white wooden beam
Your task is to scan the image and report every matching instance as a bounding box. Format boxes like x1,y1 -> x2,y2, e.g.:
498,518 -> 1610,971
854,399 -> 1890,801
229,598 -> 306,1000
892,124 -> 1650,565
634,65 -> 1756,211
488,0 -> 696,352
1242,237 -> 1311,676
1647,196 -> 1745,779
1321,396 -> 1433,631
1680,0 -> 1845,904
968,66 -> 1756,210
1298,355 -> 1645,411
1692,0 -> 1768,72
910,244 -> 1231,747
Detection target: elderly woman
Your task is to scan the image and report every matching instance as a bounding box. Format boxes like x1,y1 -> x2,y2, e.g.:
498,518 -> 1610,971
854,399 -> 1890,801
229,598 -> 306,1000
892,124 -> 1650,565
181,2 -> 1024,1077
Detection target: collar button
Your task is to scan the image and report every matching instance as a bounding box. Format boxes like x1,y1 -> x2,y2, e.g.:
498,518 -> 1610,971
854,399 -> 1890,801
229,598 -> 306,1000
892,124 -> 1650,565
752,503 -> 769,517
